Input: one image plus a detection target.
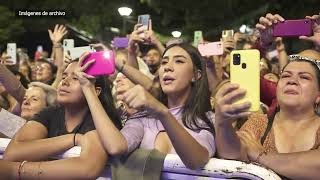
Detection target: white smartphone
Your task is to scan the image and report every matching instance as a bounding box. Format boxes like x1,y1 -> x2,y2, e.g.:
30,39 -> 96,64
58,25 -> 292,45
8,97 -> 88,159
63,39 -> 74,49
7,43 -> 17,65
68,46 -> 94,60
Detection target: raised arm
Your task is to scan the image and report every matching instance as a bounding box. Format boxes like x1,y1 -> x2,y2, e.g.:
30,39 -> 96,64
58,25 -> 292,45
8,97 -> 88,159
48,24 -> 68,89
275,37 -> 288,71
73,54 -> 128,155
127,24 -> 145,69
0,63 -> 26,104
144,20 -> 165,55
4,121 -> 76,162
214,83 -> 251,160
299,14 -> 320,49
118,85 -> 212,169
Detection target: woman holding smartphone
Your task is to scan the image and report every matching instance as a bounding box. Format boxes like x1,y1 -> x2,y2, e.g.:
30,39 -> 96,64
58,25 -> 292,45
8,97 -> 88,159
4,55 -> 122,179
215,13 -> 320,179
89,43 -> 216,169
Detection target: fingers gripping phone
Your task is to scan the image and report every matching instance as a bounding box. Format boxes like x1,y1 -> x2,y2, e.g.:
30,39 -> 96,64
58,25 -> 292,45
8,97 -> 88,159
82,50 -> 115,76
198,41 -> 223,56
230,49 -> 260,112
137,14 -> 150,38
273,19 -> 313,37
7,43 -> 17,64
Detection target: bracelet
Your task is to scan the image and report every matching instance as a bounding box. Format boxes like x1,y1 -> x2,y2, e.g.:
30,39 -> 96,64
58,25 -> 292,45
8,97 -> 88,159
53,42 -> 62,48
18,160 -> 27,180
73,133 -> 77,146
254,150 -> 267,163
118,61 -> 126,73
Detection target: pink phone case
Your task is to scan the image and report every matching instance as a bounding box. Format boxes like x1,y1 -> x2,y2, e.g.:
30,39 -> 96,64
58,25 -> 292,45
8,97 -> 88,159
198,41 -> 223,56
273,19 -> 313,37
82,51 -> 115,76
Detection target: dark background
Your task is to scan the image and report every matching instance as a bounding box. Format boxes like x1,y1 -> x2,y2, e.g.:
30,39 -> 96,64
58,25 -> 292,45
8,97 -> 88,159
0,0 -> 319,58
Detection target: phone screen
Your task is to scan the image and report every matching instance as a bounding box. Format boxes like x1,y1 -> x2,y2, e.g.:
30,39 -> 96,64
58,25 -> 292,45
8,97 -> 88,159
138,14 -> 150,27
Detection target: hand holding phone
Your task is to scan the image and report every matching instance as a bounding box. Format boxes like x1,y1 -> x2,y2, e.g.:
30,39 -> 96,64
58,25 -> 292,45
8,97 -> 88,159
82,50 -> 115,76
230,49 -> 260,111
137,14 -> 150,38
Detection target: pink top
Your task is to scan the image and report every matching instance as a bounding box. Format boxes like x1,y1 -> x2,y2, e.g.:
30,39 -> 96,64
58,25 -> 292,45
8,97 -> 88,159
120,106 -> 216,157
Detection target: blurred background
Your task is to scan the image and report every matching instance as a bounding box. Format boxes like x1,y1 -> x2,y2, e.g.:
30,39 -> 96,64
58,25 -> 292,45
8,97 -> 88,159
0,0 -> 319,58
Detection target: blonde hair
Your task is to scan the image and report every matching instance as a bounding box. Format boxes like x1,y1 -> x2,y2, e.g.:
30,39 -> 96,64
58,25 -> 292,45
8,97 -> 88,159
28,82 -> 57,107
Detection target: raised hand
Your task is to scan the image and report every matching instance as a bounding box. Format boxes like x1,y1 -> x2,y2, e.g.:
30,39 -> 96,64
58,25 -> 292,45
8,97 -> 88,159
74,52 -> 96,88
299,14 -> 320,47
128,24 -> 145,51
256,13 -> 285,47
48,24 -> 68,44
117,85 -> 166,115
215,83 -> 251,126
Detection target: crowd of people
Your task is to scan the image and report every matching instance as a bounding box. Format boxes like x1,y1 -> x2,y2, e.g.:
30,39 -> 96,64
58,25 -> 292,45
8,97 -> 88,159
0,12 -> 319,179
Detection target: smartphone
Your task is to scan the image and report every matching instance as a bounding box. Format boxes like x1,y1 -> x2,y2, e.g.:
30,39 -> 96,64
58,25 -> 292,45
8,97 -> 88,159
63,39 -> 74,49
273,19 -> 313,37
68,46 -> 94,60
63,39 -> 74,57
113,37 -> 129,48
82,50 -> 115,76
198,41 -> 223,56
137,14 -> 150,38
37,45 -> 43,52
7,43 -> 17,64
230,49 -> 260,112
193,31 -> 203,47
222,30 -> 234,41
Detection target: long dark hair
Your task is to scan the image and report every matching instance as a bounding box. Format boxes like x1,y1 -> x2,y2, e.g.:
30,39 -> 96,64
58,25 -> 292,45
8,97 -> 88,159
70,60 -> 122,130
159,43 -> 214,134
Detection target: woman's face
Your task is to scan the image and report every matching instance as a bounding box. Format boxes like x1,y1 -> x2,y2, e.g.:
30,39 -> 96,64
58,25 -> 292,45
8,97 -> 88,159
57,62 -> 86,105
21,87 -> 47,120
159,46 -> 196,96
36,62 -> 53,84
277,61 -> 320,109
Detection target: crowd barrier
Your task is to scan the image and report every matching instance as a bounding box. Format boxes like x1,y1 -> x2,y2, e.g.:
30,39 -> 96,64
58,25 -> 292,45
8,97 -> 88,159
0,138 -> 281,180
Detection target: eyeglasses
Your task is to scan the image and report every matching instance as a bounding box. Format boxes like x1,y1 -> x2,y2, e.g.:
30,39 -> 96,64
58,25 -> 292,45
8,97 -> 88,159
288,54 -> 320,71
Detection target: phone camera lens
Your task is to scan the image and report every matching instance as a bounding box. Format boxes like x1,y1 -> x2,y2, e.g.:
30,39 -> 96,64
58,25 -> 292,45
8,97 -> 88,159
233,54 -> 241,65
